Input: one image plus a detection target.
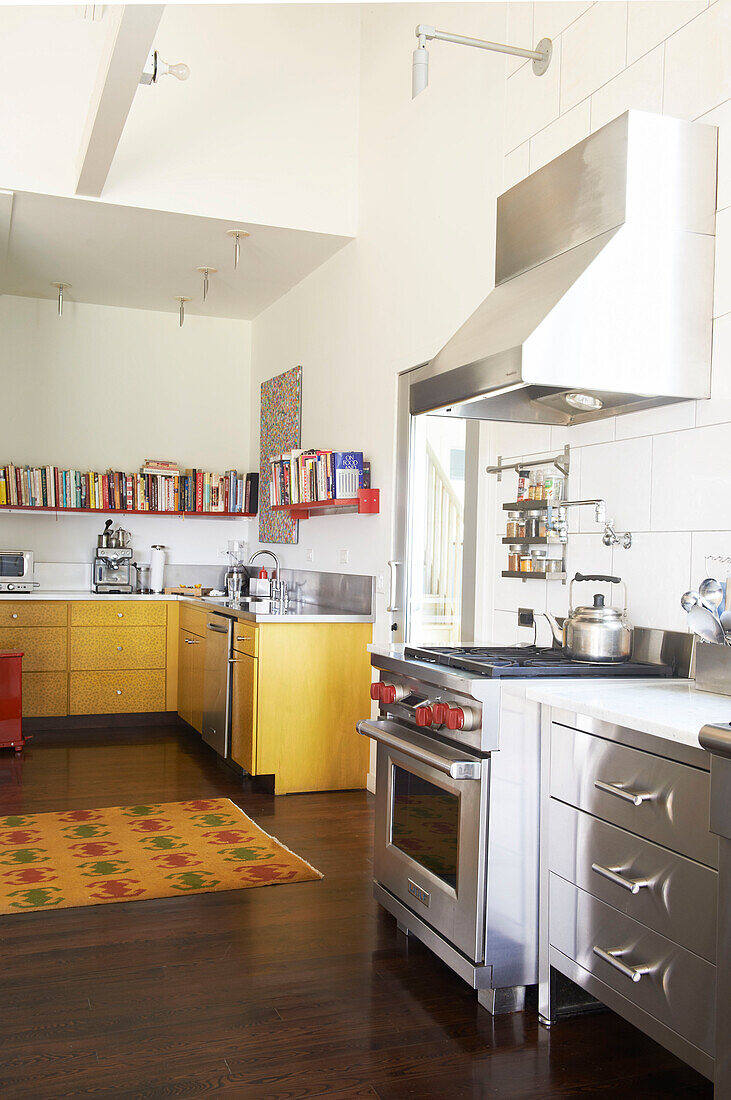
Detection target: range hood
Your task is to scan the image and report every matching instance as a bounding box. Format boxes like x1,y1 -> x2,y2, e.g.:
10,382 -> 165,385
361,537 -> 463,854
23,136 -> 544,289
412,111 -> 718,425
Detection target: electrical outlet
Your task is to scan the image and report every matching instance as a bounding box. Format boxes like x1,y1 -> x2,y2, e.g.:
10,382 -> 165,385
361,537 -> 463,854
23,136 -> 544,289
305,548 -> 314,563
376,572 -> 385,594
339,549 -> 349,565
518,607 -> 535,629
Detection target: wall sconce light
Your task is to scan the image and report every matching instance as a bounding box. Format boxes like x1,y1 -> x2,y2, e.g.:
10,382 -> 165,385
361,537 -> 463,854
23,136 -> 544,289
412,23 -> 552,98
140,50 -> 190,85
175,296 -> 191,327
51,282 -> 71,317
226,229 -> 250,271
197,267 -> 216,303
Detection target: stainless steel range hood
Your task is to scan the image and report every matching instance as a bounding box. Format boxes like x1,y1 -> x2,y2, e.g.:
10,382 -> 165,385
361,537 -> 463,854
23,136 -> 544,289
411,111 -> 718,425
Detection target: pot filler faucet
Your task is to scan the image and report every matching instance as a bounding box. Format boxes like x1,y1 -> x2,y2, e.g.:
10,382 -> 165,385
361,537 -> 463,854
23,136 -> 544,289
555,499 -> 632,550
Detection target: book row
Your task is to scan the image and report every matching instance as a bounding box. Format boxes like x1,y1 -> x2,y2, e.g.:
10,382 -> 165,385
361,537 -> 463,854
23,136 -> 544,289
269,450 -> 369,507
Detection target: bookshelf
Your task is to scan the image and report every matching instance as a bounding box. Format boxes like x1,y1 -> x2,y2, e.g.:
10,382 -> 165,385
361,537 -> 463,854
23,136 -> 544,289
0,506 -> 256,519
271,488 -> 379,520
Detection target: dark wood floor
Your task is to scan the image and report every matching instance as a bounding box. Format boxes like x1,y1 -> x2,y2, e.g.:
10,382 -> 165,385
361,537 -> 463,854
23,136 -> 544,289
0,725 -> 713,1099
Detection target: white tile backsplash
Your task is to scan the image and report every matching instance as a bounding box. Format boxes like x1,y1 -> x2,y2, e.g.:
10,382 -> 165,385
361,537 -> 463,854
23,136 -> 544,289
530,100 -> 591,171
663,0 -> 731,120
626,1 -> 707,66
560,2 -> 628,112
579,436 -> 653,533
690,531 -> 731,593
494,0 -> 731,644
506,2 -> 534,76
590,45 -> 665,132
503,141 -> 531,190
651,423 -> 731,532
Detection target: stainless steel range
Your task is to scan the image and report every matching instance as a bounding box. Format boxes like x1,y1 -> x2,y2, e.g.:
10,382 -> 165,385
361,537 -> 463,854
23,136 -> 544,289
358,636 -> 688,1015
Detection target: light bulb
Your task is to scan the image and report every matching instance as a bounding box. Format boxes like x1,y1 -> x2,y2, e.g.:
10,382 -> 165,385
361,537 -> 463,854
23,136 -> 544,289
412,45 -> 429,98
157,56 -> 190,81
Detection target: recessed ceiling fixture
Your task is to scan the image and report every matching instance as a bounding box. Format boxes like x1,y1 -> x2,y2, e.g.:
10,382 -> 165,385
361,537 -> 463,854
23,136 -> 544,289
565,392 -> 604,411
139,49 -> 190,85
174,296 -> 191,327
197,266 -> 216,303
412,23 -> 552,98
51,282 -> 71,318
226,229 -> 250,271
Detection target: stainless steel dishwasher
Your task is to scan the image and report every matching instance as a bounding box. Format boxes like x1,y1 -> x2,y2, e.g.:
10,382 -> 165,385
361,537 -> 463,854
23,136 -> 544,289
202,612 -> 233,757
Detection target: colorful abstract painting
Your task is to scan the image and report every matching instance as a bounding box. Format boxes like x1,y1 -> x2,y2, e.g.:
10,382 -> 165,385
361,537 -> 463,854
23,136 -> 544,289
0,798 -> 322,915
259,365 -> 302,544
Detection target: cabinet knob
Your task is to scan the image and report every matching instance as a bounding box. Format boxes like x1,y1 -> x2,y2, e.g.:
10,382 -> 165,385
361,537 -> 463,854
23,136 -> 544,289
117,612 -> 123,618
117,646 -> 123,652
116,689 -> 122,695
11,613 -> 18,619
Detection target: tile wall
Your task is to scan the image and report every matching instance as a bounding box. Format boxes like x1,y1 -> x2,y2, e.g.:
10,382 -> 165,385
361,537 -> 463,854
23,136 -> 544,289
490,0 -> 730,645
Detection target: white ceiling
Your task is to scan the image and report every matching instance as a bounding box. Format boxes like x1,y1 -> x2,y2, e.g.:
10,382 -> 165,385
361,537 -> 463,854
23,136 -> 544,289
0,189 -> 352,320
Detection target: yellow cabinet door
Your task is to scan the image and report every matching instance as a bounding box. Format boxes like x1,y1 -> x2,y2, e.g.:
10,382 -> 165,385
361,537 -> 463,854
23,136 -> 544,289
177,628 -> 199,726
0,627 -> 68,671
188,633 -> 205,734
231,652 -> 258,775
70,626 -> 166,670
69,670 -> 166,714
22,672 -> 68,717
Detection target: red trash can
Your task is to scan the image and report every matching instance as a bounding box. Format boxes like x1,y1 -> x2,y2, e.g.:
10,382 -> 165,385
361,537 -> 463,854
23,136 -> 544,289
0,650 -> 25,752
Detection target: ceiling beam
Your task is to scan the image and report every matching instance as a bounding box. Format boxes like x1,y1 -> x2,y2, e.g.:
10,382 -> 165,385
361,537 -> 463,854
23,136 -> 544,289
76,5 -> 164,198
0,190 -> 14,292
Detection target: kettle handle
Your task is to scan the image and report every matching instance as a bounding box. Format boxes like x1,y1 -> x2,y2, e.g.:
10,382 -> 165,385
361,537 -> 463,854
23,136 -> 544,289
569,573 -> 627,617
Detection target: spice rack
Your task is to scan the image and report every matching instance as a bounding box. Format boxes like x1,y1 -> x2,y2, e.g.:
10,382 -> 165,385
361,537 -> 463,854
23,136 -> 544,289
488,448 -> 570,584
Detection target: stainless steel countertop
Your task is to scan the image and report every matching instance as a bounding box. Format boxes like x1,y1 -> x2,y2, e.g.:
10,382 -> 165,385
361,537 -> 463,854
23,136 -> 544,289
0,591 -> 374,624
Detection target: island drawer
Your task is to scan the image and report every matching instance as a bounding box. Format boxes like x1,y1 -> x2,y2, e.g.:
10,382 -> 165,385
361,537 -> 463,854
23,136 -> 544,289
550,723 -> 716,868
70,627 -> 166,671
233,621 -> 258,657
22,672 -> 68,717
0,602 -> 67,628
0,627 -> 68,671
550,799 -> 717,962
179,604 -> 208,637
69,670 -> 166,714
70,602 -> 167,628
550,874 -> 715,1057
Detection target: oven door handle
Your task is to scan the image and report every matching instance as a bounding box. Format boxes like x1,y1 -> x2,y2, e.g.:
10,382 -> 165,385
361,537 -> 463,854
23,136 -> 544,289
357,719 -> 482,780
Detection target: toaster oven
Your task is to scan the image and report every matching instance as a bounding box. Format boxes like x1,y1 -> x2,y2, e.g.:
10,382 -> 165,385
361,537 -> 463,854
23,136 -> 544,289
0,551 -> 35,592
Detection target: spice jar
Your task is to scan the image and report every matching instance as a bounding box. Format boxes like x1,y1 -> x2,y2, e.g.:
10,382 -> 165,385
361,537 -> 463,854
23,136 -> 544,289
538,517 -> 548,538
525,514 -> 540,539
544,557 -> 563,574
519,555 -> 533,573
534,468 -> 546,501
507,550 -> 521,572
531,549 -> 548,572
516,468 -> 530,502
506,512 -> 520,539
517,519 -> 526,538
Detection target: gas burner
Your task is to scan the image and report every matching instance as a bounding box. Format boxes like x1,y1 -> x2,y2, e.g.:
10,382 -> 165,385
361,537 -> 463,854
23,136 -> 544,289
403,645 -> 672,679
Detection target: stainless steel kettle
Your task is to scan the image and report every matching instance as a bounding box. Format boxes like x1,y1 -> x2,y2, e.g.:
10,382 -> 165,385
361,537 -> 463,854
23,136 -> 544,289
544,573 -> 633,663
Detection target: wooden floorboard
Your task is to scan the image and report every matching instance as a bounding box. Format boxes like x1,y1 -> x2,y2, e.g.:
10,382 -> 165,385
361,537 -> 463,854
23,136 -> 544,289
0,725 -> 712,1099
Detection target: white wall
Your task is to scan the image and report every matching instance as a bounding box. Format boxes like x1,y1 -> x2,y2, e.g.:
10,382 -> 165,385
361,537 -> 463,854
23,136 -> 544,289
489,0 -> 731,644
0,4 -> 360,237
249,2 -> 509,642
0,295 -> 253,566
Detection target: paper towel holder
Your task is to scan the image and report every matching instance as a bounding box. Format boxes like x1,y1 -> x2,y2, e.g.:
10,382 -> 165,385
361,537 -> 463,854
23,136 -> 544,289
149,545 -> 166,594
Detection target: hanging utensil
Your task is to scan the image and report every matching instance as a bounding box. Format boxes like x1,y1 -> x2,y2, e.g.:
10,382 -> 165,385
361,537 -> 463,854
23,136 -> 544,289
680,591 -> 700,612
687,602 -> 725,644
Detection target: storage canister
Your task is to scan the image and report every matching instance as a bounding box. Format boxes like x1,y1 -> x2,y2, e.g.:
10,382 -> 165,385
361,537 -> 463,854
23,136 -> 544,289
506,512 -> 520,539
508,550 -> 521,571
519,555 -> 533,573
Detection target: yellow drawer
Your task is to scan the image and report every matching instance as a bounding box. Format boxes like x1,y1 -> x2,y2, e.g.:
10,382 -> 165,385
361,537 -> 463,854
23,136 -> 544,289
70,602 -> 166,628
233,620 -> 258,657
0,627 -> 67,671
69,670 -> 166,714
179,603 -> 208,637
22,672 -> 68,717
70,626 -> 166,671
0,602 -> 67,627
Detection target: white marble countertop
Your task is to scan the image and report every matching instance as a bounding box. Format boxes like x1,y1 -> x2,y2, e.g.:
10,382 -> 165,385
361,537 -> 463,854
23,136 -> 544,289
0,591 -> 374,624
513,678 -> 731,752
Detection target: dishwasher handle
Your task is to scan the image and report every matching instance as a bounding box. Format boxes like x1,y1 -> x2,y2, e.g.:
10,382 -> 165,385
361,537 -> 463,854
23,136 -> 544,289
206,622 -> 229,634
357,719 -> 482,780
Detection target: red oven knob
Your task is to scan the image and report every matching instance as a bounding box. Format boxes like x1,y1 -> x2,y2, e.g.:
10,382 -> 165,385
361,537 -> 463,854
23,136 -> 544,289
380,684 -> 397,705
370,683 -> 382,701
446,706 -> 465,731
414,705 -> 433,727
432,702 -> 449,725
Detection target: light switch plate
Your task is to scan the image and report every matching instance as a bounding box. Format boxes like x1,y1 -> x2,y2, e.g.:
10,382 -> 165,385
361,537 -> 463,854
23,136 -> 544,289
339,549 -> 349,565
305,548 -> 314,563
376,572 -> 385,594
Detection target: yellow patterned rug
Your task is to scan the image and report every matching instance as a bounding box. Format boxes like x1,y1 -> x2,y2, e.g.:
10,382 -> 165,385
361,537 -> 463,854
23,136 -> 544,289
0,798 -> 322,914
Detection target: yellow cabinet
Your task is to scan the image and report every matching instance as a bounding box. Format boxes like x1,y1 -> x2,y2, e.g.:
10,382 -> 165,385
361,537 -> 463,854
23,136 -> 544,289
70,602 -> 166,627
231,652 -> 258,775
70,626 -> 166,670
177,628 -> 204,733
0,627 -> 67,671
22,672 -> 68,717
70,670 -> 166,714
0,602 -> 67,628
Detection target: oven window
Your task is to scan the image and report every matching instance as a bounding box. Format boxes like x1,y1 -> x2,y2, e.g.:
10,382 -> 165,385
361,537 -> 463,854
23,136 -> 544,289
0,554 -> 24,577
391,766 -> 459,888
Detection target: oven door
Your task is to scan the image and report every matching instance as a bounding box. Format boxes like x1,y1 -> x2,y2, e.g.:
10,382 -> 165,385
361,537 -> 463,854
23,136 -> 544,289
359,718 -> 489,962
0,551 -> 32,582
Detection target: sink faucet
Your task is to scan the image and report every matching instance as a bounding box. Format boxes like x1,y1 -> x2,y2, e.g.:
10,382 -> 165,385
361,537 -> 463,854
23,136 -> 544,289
248,550 -> 287,606
248,550 -> 280,578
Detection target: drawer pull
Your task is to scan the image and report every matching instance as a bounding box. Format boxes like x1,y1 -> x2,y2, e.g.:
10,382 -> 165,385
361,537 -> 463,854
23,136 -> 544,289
117,612 -> 123,618
593,945 -> 652,983
594,779 -> 654,807
184,638 -> 199,645
11,613 -> 17,619
591,863 -> 651,895
116,646 -> 123,652
116,689 -> 122,695
236,636 -> 248,641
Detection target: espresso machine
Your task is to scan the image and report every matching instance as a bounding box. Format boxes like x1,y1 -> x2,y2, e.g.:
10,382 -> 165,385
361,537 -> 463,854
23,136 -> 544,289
93,523 -> 135,593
